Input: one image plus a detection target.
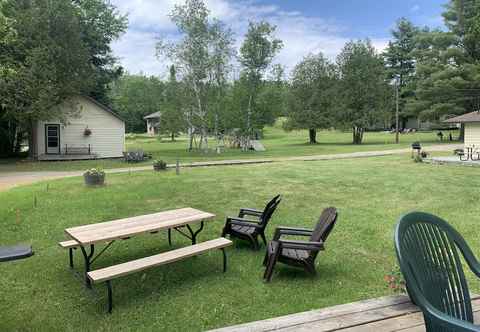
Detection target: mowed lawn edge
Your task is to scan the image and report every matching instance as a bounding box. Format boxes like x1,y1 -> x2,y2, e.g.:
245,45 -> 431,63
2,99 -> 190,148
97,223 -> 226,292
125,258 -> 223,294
0,126 -> 455,172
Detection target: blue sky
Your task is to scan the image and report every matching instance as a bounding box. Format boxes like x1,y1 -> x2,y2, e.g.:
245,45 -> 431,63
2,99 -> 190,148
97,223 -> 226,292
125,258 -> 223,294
110,0 -> 447,77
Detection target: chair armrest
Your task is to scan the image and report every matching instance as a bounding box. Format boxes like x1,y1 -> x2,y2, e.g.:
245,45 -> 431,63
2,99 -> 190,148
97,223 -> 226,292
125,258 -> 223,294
239,208 -> 263,218
226,217 -> 262,228
273,226 -> 313,240
279,240 -> 324,251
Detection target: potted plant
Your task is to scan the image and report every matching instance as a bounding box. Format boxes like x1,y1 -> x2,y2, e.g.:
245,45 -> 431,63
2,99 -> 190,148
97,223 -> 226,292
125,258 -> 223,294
84,127 -> 92,136
153,160 -> 167,171
83,168 -> 105,186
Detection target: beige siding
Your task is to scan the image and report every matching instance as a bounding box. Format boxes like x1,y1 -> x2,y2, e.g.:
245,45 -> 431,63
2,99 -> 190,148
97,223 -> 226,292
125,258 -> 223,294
464,123 -> 480,149
36,96 -> 125,158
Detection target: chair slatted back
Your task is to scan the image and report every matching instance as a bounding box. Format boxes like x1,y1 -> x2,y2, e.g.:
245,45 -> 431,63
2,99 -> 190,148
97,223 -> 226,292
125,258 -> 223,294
260,195 -> 281,219
259,197 -> 281,229
395,212 -> 473,325
308,207 -> 338,260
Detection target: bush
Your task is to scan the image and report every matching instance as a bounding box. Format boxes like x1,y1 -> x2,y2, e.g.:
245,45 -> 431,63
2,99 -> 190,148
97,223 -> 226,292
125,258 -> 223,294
420,150 -> 429,158
153,160 -> 167,171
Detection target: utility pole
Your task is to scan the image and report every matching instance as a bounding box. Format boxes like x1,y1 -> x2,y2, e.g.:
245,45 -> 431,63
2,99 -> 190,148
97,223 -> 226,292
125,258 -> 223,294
395,75 -> 400,144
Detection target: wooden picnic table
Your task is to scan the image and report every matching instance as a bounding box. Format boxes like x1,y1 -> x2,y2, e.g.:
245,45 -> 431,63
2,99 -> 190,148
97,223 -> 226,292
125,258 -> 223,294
63,207 -> 216,286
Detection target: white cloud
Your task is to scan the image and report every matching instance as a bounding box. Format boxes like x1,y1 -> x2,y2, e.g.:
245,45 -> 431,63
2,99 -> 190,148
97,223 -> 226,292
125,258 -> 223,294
411,4 -> 421,13
110,0 -> 390,77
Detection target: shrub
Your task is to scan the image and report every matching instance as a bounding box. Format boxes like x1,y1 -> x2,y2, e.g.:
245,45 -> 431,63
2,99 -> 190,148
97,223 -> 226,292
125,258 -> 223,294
153,160 -> 167,171
83,168 -> 105,177
420,150 -> 429,158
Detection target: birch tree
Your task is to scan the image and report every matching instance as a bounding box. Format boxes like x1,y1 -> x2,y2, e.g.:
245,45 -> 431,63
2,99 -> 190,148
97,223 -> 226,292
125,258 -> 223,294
156,0 -> 234,151
238,21 -> 282,148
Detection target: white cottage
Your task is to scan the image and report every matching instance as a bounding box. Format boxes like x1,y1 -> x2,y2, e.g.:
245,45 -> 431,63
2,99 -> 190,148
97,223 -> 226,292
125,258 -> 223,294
444,111 -> 480,148
34,96 -> 125,160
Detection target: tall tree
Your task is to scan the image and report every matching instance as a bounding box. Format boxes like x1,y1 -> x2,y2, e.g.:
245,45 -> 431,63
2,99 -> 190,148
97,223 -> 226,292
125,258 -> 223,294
161,65 -> 186,141
0,0 -> 94,158
337,40 -> 388,144
238,21 -> 282,145
407,0 -> 480,138
284,53 -> 338,144
0,0 -> 19,156
72,0 -> 127,103
383,18 -> 419,122
156,0 -> 234,151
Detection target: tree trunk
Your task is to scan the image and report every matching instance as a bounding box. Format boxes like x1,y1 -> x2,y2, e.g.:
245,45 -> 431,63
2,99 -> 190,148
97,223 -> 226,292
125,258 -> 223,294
459,123 -> 465,142
308,128 -> 317,144
171,132 -> 175,141
352,126 -> 364,144
28,120 -> 38,160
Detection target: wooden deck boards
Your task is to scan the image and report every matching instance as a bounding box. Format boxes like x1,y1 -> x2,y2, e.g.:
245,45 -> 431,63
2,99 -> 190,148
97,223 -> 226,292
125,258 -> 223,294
209,295 -> 480,332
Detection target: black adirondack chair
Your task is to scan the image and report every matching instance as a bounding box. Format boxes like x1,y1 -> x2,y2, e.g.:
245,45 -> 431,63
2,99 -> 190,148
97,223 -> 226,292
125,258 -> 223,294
395,211 -> 480,332
263,207 -> 337,282
221,195 -> 281,250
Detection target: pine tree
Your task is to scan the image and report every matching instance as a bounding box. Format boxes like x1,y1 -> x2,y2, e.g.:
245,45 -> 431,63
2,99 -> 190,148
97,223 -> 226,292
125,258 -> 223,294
408,0 -> 480,136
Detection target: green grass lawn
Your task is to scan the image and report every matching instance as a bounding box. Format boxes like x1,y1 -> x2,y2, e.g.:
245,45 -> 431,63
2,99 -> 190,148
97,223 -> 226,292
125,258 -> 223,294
0,121 -> 457,172
1,155 -> 478,331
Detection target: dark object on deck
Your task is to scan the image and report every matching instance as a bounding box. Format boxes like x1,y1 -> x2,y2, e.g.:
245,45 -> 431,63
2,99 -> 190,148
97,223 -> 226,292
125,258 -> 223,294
0,245 -> 34,262
395,211 -> 480,332
263,207 -> 338,282
221,195 -> 281,250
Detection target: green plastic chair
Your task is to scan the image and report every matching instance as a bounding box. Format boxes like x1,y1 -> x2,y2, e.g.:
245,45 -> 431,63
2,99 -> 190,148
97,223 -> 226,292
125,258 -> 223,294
395,211 -> 480,332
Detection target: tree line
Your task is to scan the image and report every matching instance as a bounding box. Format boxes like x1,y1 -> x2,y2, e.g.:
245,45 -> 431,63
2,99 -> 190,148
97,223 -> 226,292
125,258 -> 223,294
111,0 -> 480,147
1,0 -> 479,157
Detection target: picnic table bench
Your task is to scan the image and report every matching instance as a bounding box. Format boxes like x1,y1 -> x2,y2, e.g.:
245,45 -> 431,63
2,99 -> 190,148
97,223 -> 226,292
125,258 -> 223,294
60,208 -> 231,312
88,238 -> 231,312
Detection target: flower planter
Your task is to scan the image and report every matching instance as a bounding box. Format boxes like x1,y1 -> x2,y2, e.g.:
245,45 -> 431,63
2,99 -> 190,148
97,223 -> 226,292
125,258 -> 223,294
84,173 -> 105,186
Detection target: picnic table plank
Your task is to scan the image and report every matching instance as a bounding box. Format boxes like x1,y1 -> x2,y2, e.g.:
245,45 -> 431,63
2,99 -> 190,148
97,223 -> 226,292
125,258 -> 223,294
65,208 -> 215,245
87,238 -> 232,283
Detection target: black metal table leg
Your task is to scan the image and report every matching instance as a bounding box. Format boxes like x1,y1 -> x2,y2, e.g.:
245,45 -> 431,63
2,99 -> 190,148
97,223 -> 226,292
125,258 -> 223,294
221,248 -> 227,272
69,248 -> 74,269
168,229 -> 172,246
80,244 -> 95,288
186,221 -> 204,245
106,281 -> 113,313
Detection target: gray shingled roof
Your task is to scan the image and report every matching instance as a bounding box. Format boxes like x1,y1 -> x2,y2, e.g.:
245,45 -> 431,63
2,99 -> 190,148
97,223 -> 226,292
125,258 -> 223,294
144,111 -> 161,119
444,111 -> 480,123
